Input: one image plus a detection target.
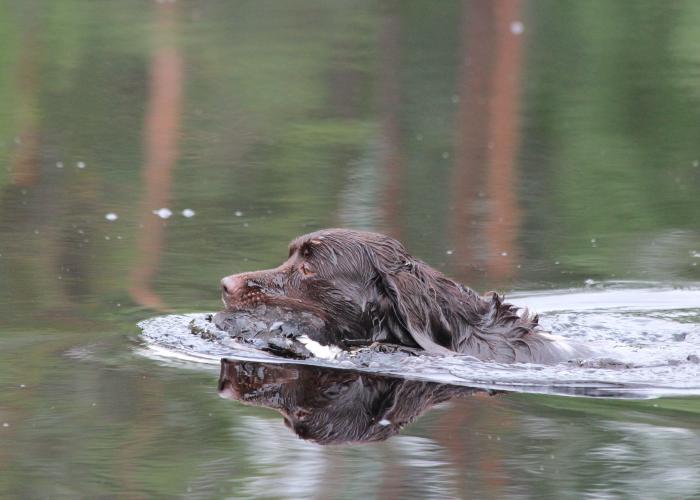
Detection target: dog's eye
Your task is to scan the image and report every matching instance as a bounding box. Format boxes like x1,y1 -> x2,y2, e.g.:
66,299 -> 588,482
300,262 -> 315,276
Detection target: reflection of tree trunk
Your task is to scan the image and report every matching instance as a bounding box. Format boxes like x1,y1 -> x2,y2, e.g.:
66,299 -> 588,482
435,396 -> 510,497
379,8 -> 404,241
484,0 -> 524,282
129,2 -> 183,310
450,0 -> 523,285
11,29 -> 39,187
449,0 -> 495,282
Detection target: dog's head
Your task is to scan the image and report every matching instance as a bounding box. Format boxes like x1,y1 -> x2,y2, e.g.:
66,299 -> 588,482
221,229 -> 467,351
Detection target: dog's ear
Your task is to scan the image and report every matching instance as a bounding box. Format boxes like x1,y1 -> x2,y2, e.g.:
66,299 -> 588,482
372,261 -> 456,355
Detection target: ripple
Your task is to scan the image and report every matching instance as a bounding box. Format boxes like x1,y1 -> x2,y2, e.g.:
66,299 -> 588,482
137,282 -> 700,399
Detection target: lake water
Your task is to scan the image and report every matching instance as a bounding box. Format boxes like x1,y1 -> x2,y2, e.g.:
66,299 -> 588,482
1,1 -> 699,498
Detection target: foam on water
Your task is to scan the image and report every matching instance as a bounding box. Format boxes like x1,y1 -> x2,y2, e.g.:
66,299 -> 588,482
137,282 -> 700,398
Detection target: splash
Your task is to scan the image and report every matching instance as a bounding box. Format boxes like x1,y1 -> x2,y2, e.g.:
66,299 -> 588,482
137,282 -> 700,399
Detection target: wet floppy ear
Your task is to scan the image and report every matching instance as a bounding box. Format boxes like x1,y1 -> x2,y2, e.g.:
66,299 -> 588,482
372,261 -> 455,355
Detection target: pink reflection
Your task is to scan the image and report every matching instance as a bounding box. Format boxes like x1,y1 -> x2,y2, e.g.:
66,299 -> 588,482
450,0 -> 524,285
129,2 -> 183,310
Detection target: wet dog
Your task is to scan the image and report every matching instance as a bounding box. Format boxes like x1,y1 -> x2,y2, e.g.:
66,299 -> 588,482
221,228 -> 588,363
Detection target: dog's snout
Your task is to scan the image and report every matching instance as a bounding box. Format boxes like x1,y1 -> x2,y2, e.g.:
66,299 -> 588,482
221,275 -> 244,296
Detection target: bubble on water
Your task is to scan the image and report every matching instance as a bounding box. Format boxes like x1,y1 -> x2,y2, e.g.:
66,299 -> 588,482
153,208 -> 172,219
555,261 -> 560,265
182,208 -> 195,218
584,278 -> 596,286
442,152 -> 450,159
2,423 -> 8,428
690,251 -> 700,258
416,134 -> 423,141
693,160 -> 699,167
451,94 -> 460,104
77,161 -> 86,169
510,21 -> 524,35
56,162 -> 64,168
500,251 -> 508,257
105,213 -> 118,221
234,210 -> 243,217
446,249 -> 454,255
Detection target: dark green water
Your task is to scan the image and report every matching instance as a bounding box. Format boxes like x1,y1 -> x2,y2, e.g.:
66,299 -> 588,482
1,1 -> 700,498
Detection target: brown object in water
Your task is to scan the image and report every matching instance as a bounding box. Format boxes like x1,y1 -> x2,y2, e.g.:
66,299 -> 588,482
218,358 -> 489,445
221,229 -> 589,364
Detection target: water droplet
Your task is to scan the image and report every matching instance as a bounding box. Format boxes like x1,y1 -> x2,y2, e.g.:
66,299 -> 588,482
105,213 -> 118,221
500,251 -> 508,257
182,208 -> 195,218
510,21 -> 524,35
446,250 -> 454,255
234,210 -> 243,217
2,423 -> 8,428
77,161 -> 86,169
153,208 -> 172,219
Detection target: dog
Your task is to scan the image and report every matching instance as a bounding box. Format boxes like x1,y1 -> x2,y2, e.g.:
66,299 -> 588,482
221,228 -> 589,363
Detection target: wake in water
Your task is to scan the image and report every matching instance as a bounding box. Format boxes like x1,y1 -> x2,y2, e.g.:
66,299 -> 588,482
137,282 -> 700,398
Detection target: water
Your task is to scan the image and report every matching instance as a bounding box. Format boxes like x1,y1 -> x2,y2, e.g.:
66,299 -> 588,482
2,1 -> 700,498
140,282 -> 700,398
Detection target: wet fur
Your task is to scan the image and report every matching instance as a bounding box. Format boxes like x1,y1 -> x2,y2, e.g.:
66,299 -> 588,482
221,228 -> 580,363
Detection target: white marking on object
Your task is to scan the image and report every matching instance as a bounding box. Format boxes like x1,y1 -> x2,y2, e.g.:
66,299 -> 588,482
297,335 -> 342,359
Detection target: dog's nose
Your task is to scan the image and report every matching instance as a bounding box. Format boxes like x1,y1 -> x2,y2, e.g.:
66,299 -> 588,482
221,275 -> 244,297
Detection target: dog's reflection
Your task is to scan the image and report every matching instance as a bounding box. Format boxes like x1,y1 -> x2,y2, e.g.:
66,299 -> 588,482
218,358 -> 492,445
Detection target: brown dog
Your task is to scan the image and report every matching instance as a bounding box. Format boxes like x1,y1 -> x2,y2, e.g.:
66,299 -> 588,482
221,228 -> 586,363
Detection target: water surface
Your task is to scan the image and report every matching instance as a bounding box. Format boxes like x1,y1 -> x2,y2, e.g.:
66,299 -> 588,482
1,1 -> 700,498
